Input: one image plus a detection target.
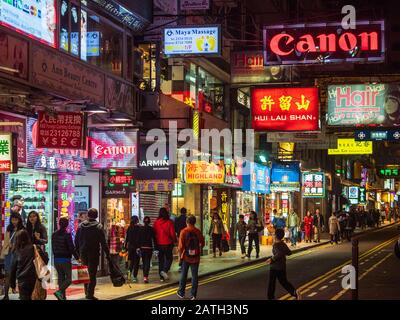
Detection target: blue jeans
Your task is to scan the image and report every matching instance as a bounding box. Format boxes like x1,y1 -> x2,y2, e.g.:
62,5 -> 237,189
289,227 -> 297,245
178,260 -> 199,298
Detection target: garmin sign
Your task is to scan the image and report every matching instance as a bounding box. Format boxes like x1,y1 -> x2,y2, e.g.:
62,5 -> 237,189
134,144 -> 176,180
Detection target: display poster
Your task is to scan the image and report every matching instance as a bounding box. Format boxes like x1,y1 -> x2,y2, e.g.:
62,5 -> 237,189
302,171 -> 325,198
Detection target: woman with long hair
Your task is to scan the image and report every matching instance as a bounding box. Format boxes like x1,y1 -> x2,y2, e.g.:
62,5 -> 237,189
153,207 -> 177,282
139,216 -> 156,283
9,230 -> 43,300
209,211 -> 224,258
0,213 -> 24,300
26,211 -> 48,250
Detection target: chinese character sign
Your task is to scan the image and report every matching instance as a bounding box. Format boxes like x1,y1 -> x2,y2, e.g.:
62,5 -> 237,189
36,111 -> 86,149
185,160 -> 225,184
0,132 -> 16,173
58,173 -> 76,238
251,87 -> 319,131
328,139 -> 373,155
302,172 -> 325,198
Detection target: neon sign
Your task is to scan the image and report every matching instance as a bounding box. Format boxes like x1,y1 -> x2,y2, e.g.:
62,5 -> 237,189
263,21 -> 385,65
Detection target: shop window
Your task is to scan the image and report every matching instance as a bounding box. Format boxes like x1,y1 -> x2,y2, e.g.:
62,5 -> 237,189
60,0 -> 70,52
135,43 -> 157,91
70,4 -> 80,56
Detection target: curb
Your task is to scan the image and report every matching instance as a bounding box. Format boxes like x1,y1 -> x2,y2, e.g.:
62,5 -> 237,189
112,221 -> 398,300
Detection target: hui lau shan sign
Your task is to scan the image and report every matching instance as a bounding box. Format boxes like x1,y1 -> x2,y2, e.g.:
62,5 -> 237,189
263,20 -> 385,65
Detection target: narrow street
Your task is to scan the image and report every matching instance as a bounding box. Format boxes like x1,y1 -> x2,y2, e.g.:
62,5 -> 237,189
132,224 -> 400,300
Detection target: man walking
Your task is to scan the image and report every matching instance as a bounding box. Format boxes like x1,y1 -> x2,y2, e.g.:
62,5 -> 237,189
236,214 -> 247,258
312,209 -> 324,243
287,210 -> 299,247
177,215 -> 205,300
175,207 -> 188,272
75,208 -> 110,300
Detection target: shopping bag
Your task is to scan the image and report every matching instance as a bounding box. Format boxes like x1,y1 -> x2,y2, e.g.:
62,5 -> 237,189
33,245 -> 50,280
31,279 -> 47,300
221,239 -> 230,252
72,264 -> 90,285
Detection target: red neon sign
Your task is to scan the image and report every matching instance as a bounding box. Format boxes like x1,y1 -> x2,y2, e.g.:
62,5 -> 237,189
263,21 -> 385,65
35,180 -> 49,192
251,87 -> 319,132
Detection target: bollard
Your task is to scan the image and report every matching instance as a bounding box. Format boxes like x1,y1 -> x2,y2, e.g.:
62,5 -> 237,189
351,238 -> 359,300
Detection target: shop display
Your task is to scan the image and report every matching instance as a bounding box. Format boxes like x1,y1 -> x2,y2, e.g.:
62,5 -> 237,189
106,198 -> 130,255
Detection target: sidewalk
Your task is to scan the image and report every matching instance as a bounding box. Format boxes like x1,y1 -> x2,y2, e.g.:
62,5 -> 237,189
3,220 -> 396,300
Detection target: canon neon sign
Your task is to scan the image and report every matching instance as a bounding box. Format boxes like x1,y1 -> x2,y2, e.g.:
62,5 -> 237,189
263,21 -> 385,65
93,144 -> 136,157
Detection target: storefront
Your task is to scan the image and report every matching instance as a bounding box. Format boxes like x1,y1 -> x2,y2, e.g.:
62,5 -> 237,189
270,161 -> 301,219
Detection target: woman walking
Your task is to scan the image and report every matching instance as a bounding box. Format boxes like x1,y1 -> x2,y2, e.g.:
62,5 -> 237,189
9,230 -> 47,300
209,211 -> 225,258
0,213 -> 24,300
328,212 -> 341,244
139,216 -> 156,283
153,208 -> 177,282
125,216 -> 141,283
247,211 -> 263,259
303,211 -> 313,243
26,211 -> 48,250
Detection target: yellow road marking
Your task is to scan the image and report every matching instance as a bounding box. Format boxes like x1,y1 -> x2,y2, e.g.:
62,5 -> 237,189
330,252 -> 393,300
279,235 -> 399,300
137,245 -> 317,300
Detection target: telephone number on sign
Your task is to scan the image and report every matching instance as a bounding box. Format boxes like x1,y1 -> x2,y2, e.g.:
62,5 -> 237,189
41,130 -> 82,138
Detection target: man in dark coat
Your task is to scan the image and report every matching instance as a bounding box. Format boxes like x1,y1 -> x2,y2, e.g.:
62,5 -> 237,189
75,208 -> 110,300
174,208 -> 188,272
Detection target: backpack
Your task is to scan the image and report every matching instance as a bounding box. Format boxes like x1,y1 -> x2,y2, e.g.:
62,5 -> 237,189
184,231 -> 200,257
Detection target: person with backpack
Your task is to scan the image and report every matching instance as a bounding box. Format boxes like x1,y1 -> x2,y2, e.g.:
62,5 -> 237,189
174,207 -> 188,272
266,228 -> 301,300
52,217 -> 79,300
75,208 -> 110,300
177,215 -> 205,300
139,216 -> 156,283
153,207 -> 177,282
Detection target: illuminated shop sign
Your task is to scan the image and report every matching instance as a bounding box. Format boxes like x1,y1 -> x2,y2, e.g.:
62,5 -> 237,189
163,25 -> 221,56
270,162 -> 300,192
251,87 -> 319,131
224,159 -> 242,188
0,112 -> 27,166
136,180 -> 174,192
0,132 -> 17,173
355,129 -> 400,142
58,173 -> 75,238
328,139 -> 373,155
327,84 -> 400,126
346,186 -> 366,204
376,167 -> 400,178
90,131 -> 137,169
242,161 -> 270,194
302,172 -> 325,198
185,160 -> 225,184
263,21 -> 385,65
105,169 -> 135,187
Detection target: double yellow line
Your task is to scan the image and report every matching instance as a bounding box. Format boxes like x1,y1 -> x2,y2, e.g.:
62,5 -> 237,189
138,246 -> 321,300
279,234 -> 399,300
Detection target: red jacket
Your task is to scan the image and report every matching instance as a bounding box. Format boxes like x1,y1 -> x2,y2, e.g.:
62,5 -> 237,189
153,218 -> 177,246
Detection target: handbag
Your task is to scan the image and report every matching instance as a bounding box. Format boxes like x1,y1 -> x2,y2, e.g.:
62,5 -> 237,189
33,245 -> 50,280
221,239 -> 230,252
31,279 -> 47,300
72,264 -> 90,284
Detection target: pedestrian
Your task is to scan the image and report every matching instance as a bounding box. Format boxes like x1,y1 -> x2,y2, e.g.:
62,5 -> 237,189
303,211 -> 313,243
0,212 -> 24,300
139,216 -> 155,283
26,211 -> 48,250
153,207 -> 177,282
236,214 -> 247,258
10,198 -> 26,225
9,229 -> 47,300
52,217 -> 79,300
174,207 -> 188,272
177,215 -> 205,300
328,212 -> 341,244
209,211 -> 224,258
287,210 -> 299,247
267,228 -> 301,300
312,209 -> 324,243
78,211 -> 88,223
272,209 -> 286,230
247,211 -> 263,259
75,208 -> 111,300
125,216 -> 141,283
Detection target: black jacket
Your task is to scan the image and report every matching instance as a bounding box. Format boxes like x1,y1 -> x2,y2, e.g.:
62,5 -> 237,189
125,225 -> 141,251
139,225 -> 155,249
75,219 -> 110,259
10,245 -> 38,289
52,229 -> 79,260
174,214 -> 187,237
312,214 -> 325,228
270,241 -> 292,271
